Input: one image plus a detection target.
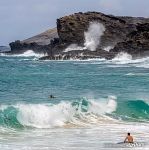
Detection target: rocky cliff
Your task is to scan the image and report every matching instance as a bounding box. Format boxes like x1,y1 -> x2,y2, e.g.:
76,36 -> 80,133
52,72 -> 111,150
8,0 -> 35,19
110,23 -> 149,57
57,12 -> 132,47
8,12 -> 149,60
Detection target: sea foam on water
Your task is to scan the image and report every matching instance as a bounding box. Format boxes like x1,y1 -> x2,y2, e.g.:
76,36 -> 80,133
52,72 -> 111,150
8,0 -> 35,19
0,50 -> 47,58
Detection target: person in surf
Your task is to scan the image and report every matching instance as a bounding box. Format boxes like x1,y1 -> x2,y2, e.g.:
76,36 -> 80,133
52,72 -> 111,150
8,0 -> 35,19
49,95 -> 56,99
124,133 -> 134,143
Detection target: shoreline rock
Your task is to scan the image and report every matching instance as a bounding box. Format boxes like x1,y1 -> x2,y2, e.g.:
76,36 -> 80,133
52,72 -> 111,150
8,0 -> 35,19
8,11 -> 149,60
110,23 -> 149,58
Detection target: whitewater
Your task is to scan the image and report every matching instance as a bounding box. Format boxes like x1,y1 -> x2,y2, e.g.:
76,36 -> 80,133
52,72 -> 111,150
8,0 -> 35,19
0,51 -> 149,149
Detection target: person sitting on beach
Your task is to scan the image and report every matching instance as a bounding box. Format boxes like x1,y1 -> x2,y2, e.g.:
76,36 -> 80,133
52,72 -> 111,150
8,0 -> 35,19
124,133 -> 133,143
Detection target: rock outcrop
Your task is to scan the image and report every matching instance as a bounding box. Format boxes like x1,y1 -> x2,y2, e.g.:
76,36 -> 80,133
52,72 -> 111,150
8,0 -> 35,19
57,12 -> 132,48
8,12 -> 149,60
110,23 -> 149,58
8,28 -> 59,55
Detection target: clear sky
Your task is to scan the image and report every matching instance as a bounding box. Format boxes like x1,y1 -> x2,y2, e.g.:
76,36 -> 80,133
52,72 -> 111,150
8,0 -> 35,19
0,0 -> 149,45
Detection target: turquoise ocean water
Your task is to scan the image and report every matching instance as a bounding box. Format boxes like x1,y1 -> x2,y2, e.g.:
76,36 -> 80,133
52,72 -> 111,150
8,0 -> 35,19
0,51 -> 149,149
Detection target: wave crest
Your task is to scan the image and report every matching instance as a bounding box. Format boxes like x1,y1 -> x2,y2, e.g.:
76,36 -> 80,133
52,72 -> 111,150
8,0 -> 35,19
0,96 -> 117,129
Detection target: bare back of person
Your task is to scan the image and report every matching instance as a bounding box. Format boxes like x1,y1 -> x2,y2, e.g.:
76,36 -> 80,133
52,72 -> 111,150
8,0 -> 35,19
124,133 -> 133,143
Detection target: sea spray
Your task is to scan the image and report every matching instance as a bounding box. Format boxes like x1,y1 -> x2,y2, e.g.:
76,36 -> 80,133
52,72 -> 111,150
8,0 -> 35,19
88,96 -> 117,115
84,22 -> 105,51
64,44 -> 85,52
64,22 -> 105,52
111,52 -> 132,64
103,46 -> 114,52
106,96 -> 117,113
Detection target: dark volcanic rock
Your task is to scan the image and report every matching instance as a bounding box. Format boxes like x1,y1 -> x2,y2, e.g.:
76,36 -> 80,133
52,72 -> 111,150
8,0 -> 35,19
57,12 -> 133,48
110,23 -> 149,57
8,28 -> 59,55
9,11 -> 149,60
39,49 -> 115,60
9,40 -> 49,54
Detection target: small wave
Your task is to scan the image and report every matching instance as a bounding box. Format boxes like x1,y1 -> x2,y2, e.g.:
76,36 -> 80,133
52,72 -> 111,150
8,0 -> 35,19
0,50 -> 47,58
53,53 -> 149,69
0,96 -> 117,129
125,73 -> 149,76
108,52 -> 149,68
111,52 -> 132,64
1,50 -> 149,68
112,52 -> 149,64
125,73 -> 136,76
59,52 -> 149,68
115,100 -> 149,122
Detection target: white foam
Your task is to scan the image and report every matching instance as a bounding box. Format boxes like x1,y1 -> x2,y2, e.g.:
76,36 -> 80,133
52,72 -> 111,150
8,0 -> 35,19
106,96 -> 117,113
0,96 -> 116,128
125,73 -> 149,76
103,46 -> 114,52
51,52 -> 149,69
89,96 -> 117,115
111,52 -> 132,64
64,44 -> 85,52
109,52 -> 149,68
125,73 -> 136,76
0,50 -> 47,58
16,102 -> 74,128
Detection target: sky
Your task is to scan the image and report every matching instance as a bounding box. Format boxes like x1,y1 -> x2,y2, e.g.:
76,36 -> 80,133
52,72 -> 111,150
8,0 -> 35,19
0,0 -> 149,45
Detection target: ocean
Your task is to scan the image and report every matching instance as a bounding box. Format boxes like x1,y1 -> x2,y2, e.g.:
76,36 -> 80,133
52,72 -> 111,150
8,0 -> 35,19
0,51 -> 149,149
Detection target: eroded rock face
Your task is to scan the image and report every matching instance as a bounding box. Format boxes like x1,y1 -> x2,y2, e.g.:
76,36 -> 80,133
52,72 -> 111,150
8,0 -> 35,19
110,23 -> 149,58
57,12 -> 134,48
8,11 -> 149,60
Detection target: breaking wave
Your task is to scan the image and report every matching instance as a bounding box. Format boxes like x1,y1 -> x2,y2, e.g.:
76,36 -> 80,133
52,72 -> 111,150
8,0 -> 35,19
111,52 -> 132,64
0,96 -> 149,129
1,49 -> 149,68
110,52 -> 149,68
0,96 -> 117,129
71,52 -> 149,69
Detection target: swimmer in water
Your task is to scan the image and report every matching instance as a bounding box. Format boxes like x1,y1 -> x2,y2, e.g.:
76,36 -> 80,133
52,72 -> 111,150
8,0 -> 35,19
49,95 -> 55,99
124,133 -> 134,143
